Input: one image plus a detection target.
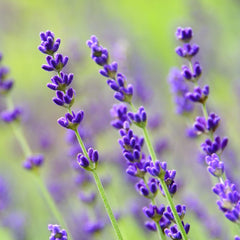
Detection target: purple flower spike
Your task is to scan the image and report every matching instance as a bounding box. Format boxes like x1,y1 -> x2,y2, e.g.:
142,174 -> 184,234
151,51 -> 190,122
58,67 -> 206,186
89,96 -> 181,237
185,85 -> 209,104
213,180 -> 240,212
146,160 -> 166,179
52,88 -> 75,107
110,103 -> 129,129
99,61 -> 118,79
1,107 -> 21,123
175,43 -> 199,59
201,136 -> 228,155
57,110 -> 84,130
145,221 -> 157,231
159,170 -> 177,196
168,68 -> 194,114
87,35 -> 109,66
207,112 -> 220,132
47,72 -> 74,91
128,106 -> 147,128
77,153 -> 90,169
23,154 -> 44,170
143,203 -> 165,222
87,147 -> 99,163
136,178 -> 158,199
176,27 -> 193,42
38,30 -> 61,55
205,153 -> 224,177
164,222 -> 190,240
42,54 -> 68,72
48,224 -> 68,240
181,62 -> 202,82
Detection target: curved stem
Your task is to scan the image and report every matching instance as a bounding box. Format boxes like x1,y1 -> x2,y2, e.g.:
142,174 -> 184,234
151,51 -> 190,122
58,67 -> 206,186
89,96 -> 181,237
151,198 -> 166,240
5,96 -> 73,239
143,127 -> 188,240
33,173 -> 73,240
92,170 -> 123,240
74,129 -> 88,157
143,127 -> 157,162
201,103 -> 208,121
74,129 -> 123,240
129,102 -> 188,240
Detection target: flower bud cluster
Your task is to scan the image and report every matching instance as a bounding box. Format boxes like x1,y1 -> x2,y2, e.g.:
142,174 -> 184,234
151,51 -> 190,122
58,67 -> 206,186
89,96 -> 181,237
39,31 -> 100,172
174,26 -> 240,228
87,36 -> 133,103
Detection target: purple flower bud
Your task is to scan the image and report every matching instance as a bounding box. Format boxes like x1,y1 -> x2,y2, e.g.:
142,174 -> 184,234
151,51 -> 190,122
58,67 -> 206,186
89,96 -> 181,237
38,30 -> 61,55
57,110 -> 84,130
1,107 -> 21,123
23,154 -> 44,170
48,224 -> 68,240
176,27 -> 193,42
77,153 -> 90,168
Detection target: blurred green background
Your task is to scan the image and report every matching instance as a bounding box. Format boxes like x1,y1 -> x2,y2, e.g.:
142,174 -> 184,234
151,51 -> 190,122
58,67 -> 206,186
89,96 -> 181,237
0,0 -> 240,239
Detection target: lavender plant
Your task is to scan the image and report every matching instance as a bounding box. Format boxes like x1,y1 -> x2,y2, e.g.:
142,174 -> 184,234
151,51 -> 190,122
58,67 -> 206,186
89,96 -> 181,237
172,26 -> 240,239
38,30 -> 123,240
86,36 -> 190,240
0,53 -> 70,238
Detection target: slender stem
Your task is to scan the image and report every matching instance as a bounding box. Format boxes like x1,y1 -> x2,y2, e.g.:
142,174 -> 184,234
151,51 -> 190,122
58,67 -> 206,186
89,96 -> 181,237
129,102 -> 188,239
92,170 -> 123,240
74,129 -> 88,157
201,103 -> 208,121
5,96 -> 72,239
10,121 -> 32,157
160,179 -> 188,240
144,126 -> 188,240
6,96 -> 32,157
143,127 -> 157,162
143,177 -> 165,240
33,173 -> 72,238
74,129 -> 123,240
151,198 -> 166,240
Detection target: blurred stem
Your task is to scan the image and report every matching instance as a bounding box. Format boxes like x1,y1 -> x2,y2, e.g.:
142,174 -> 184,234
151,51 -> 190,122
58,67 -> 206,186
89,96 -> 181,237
33,173 -> 73,240
5,95 -> 73,240
201,103 -> 208,121
130,102 -> 188,240
92,170 -> 123,240
151,198 -> 166,240
6,97 -> 32,157
74,129 -> 123,240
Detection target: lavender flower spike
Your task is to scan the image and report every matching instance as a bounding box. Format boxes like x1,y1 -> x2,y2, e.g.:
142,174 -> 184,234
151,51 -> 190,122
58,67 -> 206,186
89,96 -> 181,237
87,35 -> 109,66
38,30 -> 61,55
57,110 -> 84,130
48,224 -> 68,240
175,27 -> 193,42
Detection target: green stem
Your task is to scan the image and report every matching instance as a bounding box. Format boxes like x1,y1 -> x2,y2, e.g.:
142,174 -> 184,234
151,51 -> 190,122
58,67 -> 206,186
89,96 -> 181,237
129,103 -> 188,239
151,198 -> 166,240
160,178 -> 188,240
74,129 -> 88,157
144,126 -> 188,239
6,96 -> 72,239
143,127 -> 157,162
74,129 -> 123,240
33,173 -> 73,240
92,170 -> 123,240
201,103 -> 208,121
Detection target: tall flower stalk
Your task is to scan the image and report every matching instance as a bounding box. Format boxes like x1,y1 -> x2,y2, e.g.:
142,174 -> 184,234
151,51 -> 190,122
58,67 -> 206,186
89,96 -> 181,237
38,30 -> 123,240
0,53 -> 70,238
87,36 -> 190,240
173,26 -> 240,239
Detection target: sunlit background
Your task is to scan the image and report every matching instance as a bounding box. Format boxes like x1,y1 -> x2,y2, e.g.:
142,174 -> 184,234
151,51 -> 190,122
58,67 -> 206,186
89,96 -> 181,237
0,0 -> 240,239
